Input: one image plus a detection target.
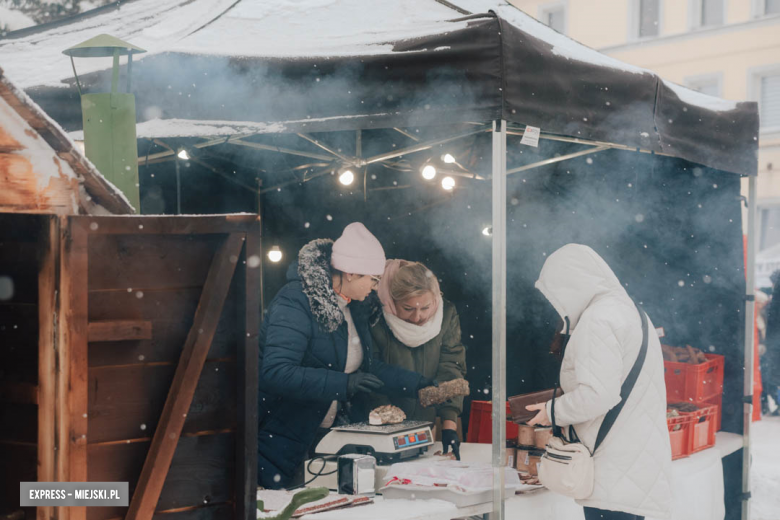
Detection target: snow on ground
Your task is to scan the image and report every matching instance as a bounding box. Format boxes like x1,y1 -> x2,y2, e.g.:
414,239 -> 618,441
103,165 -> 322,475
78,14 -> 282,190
751,415 -> 780,520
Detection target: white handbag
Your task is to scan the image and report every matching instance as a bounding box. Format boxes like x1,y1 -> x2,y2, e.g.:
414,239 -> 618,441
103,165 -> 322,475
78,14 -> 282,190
538,300 -> 648,500
538,435 -> 595,499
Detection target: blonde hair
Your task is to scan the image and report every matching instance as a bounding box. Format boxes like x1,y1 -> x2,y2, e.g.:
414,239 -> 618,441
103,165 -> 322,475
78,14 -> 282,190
390,262 -> 439,302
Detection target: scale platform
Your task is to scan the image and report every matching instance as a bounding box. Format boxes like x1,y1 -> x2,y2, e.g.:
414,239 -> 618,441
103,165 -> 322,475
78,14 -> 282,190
315,420 -> 434,465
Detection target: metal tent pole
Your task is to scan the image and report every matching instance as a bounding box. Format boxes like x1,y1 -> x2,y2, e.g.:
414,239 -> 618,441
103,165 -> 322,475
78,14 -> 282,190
742,174 -> 757,520
175,159 -> 182,215
491,120 -> 507,520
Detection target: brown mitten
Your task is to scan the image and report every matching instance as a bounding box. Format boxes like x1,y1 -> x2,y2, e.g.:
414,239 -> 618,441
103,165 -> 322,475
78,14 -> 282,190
418,379 -> 470,407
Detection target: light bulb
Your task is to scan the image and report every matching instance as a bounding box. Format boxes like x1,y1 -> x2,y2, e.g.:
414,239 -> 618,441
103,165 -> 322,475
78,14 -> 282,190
177,149 -> 190,160
339,169 -> 355,185
482,226 -> 493,237
442,153 -> 455,164
422,165 -> 437,180
268,246 -> 282,263
442,176 -> 455,191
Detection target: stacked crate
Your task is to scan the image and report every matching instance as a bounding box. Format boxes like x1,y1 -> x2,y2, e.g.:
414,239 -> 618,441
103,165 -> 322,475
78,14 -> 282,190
664,354 -> 724,457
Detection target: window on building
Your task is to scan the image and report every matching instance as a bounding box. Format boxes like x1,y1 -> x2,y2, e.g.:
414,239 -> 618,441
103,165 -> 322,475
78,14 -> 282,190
760,206 -> 780,251
546,8 -> 566,33
638,0 -> 660,38
686,76 -> 721,97
700,0 -> 724,26
766,0 -> 780,15
539,4 -> 566,34
759,73 -> 780,130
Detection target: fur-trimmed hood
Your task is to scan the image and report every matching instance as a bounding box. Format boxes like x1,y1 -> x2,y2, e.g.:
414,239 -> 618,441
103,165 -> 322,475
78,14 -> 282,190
293,239 -> 381,333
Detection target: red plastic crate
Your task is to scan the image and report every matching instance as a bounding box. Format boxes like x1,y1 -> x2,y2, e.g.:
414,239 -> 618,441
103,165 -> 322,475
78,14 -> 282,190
467,400 -> 519,444
679,403 -> 718,454
667,414 -> 693,460
700,394 -> 722,432
664,354 -> 725,403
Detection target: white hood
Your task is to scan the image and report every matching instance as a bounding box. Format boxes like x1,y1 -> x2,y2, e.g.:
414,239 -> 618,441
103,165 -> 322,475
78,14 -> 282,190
535,243 -> 628,331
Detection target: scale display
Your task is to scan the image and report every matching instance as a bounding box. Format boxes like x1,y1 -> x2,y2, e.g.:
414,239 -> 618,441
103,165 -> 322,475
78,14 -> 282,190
392,430 -> 430,450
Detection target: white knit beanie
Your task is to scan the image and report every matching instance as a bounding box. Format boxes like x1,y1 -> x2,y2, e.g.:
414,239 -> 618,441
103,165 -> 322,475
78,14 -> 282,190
331,223 -> 386,275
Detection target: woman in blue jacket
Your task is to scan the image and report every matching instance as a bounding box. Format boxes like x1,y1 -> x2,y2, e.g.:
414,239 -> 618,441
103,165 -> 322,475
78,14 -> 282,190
257,223 -> 432,489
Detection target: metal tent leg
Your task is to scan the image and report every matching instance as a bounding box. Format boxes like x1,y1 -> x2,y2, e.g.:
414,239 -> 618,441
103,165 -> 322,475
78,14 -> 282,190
742,174 -> 757,520
491,120 -> 507,520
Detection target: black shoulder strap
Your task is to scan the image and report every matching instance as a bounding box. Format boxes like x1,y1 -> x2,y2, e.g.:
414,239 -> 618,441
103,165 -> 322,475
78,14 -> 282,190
592,299 -> 649,453
550,317 -> 569,439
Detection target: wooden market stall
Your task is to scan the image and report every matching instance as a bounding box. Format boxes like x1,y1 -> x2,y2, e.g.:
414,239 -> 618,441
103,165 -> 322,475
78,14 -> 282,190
0,69 -> 260,520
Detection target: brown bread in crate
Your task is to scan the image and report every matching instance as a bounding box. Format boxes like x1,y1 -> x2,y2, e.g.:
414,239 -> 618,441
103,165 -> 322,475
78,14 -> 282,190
661,344 -> 708,364
418,378 -> 470,407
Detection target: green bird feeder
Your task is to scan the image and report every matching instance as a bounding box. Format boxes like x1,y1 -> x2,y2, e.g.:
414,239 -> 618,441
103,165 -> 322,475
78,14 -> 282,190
64,34 -> 146,213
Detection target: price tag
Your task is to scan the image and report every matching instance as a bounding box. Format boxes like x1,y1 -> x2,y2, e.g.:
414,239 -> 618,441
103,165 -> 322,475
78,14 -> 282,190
520,125 -> 540,147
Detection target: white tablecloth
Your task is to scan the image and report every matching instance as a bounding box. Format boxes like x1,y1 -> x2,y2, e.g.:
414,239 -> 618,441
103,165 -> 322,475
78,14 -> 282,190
296,433 -> 742,520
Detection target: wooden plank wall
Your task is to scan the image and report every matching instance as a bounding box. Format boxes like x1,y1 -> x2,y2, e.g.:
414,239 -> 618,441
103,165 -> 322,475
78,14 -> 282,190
70,216 -> 258,520
0,214 -> 43,519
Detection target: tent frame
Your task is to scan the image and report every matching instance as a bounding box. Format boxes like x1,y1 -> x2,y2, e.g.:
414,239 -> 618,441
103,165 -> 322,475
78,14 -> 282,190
135,118 -> 755,520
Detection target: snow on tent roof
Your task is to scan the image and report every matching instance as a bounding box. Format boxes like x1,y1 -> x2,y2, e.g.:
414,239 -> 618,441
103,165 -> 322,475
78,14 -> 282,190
0,0 -> 467,89
0,0 -> 759,177
69,118 -> 289,140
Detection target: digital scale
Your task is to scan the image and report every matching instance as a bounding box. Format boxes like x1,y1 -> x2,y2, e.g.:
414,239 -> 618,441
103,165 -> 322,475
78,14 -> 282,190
305,420 -> 435,489
316,420 -> 434,463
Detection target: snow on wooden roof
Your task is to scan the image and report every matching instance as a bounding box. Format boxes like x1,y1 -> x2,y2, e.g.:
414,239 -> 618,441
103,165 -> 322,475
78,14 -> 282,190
0,67 -> 134,215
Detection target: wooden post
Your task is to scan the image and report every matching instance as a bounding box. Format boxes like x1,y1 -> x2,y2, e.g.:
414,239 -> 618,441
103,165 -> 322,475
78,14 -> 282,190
37,216 -> 58,520
126,233 -> 244,520
236,221 -> 260,519
57,217 -> 89,520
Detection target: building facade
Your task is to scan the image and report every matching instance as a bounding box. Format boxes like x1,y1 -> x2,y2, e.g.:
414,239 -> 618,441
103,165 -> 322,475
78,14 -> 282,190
509,0 -> 780,250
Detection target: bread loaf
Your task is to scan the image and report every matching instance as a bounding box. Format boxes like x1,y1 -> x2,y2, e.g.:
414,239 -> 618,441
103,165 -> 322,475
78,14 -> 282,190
368,405 -> 406,425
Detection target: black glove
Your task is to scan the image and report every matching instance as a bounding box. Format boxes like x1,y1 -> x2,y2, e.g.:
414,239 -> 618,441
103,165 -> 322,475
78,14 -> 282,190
347,372 -> 384,397
442,428 -> 461,461
418,377 -> 438,390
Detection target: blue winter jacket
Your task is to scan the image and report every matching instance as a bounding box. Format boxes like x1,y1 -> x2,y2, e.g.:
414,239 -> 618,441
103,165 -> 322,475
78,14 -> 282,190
257,239 -> 424,489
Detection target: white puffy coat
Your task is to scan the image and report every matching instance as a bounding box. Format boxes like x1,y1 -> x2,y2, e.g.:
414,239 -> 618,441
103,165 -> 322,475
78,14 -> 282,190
536,244 -> 672,518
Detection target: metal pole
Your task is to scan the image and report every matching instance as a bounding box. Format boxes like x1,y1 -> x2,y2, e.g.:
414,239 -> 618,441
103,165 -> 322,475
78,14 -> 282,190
127,53 -> 133,93
256,177 -> 265,316
491,120 -> 507,520
506,146 -> 609,175
742,174 -> 757,520
175,159 -> 182,215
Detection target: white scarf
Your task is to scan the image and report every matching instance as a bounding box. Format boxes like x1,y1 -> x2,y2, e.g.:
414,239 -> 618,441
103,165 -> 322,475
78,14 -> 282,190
383,294 -> 444,348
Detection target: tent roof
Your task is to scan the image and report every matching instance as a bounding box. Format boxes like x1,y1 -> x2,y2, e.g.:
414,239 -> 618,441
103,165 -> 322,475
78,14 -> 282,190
0,0 -> 758,176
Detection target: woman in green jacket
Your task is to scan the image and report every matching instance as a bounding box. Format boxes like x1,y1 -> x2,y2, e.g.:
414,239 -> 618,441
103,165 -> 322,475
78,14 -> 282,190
372,260 -> 467,459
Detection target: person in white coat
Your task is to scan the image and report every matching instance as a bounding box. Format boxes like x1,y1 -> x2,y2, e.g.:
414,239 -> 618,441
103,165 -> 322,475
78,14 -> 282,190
527,244 -> 672,520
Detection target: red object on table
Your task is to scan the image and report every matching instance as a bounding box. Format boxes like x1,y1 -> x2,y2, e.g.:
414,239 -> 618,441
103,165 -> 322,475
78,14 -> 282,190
664,354 -> 725,403
667,414 -> 694,460
677,403 -> 719,454
467,400 -> 519,443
